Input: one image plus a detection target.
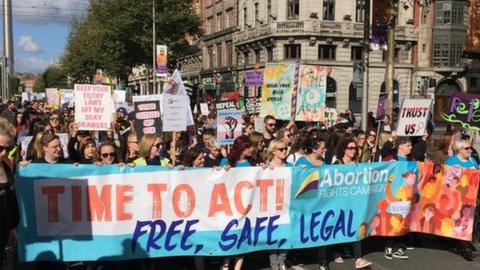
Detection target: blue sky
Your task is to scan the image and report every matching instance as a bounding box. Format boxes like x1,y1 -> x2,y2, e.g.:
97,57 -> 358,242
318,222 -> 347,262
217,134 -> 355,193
1,0 -> 88,74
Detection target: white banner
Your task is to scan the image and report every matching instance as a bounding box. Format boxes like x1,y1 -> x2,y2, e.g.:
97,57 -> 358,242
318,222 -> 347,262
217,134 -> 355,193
74,84 -> 113,131
33,167 -> 291,236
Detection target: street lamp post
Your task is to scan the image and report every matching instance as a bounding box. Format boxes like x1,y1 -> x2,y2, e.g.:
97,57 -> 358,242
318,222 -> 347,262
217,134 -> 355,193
385,0 -> 398,121
361,0 -> 371,131
152,0 -> 157,94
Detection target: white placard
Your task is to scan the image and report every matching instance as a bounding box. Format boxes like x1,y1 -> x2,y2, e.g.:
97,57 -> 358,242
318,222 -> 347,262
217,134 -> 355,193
161,94 -> 188,132
200,103 -> 209,115
396,99 -> 432,137
74,84 -> 113,131
112,90 -> 126,103
60,89 -> 75,108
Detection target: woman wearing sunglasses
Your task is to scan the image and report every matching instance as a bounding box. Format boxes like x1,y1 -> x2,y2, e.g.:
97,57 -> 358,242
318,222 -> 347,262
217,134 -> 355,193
445,138 -> 478,261
133,134 -> 169,166
265,140 -> 292,270
332,138 -> 372,269
98,141 -> 119,165
0,118 -> 19,270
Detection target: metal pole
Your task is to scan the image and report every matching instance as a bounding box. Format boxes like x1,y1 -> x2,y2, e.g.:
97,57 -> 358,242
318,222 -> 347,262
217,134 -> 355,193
361,0 -> 371,131
385,0 -> 397,121
152,0 -> 157,94
3,0 -> 13,100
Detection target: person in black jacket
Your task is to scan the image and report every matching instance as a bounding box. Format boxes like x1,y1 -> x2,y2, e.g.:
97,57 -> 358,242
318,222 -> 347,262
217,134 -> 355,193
0,118 -> 19,270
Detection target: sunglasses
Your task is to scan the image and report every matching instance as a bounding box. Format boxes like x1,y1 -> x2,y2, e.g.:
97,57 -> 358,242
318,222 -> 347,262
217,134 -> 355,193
0,145 -> 13,152
276,147 -> 288,152
101,152 -> 116,158
369,133 -> 376,137
267,123 -> 276,127
345,146 -> 357,150
463,147 -> 473,151
153,143 -> 162,149
50,117 -> 59,121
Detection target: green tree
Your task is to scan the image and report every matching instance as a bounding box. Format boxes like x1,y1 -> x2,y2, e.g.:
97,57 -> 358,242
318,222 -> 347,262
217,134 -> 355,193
32,66 -> 69,92
33,76 -> 45,93
61,0 -> 201,83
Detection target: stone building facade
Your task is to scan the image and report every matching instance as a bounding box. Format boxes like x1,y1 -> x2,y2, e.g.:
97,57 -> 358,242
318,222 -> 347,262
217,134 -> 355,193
233,0 -> 416,114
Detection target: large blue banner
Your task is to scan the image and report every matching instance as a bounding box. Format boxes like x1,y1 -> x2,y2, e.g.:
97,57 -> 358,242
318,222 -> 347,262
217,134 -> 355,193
16,162 -> 419,262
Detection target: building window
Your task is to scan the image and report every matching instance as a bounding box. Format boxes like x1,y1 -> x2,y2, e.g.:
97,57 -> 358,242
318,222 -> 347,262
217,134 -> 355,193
422,44 -> 426,53
255,50 -> 261,64
255,3 -> 259,26
470,78 -> 478,88
244,7 -> 248,28
267,47 -> 273,62
207,16 -> 214,34
287,0 -> 299,20
216,12 -> 222,31
433,43 -> 463,67
318,45 -> 336,60
267,0 -> 272,22
382,48 -> 400,63
226,41 -> 233,66
208,47 -> 214,69
217,44 -> 222,67
323,0 -> 335,21
355,0 -> 364,22
226,8 -> 233,28
435,2 -> 466,26
244,52 -> 249,65
284,44 -> 301,59
351,46 -> 363,61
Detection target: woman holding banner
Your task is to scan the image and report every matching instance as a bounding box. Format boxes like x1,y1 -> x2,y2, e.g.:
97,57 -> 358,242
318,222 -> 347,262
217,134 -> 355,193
332,138 -> 373,269
445,137 -> 478,261
265,140 -> 292,270
220,135 -> 254,270
133,134 -> 169,166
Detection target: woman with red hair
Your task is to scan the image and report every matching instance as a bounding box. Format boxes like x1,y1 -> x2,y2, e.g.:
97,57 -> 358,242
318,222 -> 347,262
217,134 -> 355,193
220,135 -> 254,167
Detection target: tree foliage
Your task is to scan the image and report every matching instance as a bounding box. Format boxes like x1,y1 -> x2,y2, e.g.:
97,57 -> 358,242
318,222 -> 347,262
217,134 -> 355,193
61,0 -> 201,83
33,66 -> 69,92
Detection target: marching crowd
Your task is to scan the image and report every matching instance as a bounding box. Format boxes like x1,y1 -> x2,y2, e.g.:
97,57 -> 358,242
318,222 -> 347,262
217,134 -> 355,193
0,97 -> 479,270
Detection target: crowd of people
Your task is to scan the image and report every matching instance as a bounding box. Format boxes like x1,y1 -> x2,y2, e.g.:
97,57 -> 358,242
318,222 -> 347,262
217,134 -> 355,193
0,97 -> 479,270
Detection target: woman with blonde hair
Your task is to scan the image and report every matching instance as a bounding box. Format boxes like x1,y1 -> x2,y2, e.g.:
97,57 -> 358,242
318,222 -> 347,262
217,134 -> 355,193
134,134 -> 169,166
265,139 -> 291,270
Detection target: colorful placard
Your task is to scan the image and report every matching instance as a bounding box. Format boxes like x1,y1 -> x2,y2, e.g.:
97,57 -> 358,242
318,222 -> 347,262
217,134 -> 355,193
244,70 -> 264,87
217,110 -> 243,145
443,92 -> 480,130
396,99 -> 432,136
295,65 -> 327,121
46,88 -> 59,106
74,84 -> 113,131
261,63 -> 296,120
156,45 -> 168,78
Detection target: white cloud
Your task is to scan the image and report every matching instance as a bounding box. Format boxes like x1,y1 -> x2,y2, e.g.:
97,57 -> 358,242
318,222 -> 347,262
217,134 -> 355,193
9,0 -> 87,25
16,56 -> 50,73
18,36 -> 41,53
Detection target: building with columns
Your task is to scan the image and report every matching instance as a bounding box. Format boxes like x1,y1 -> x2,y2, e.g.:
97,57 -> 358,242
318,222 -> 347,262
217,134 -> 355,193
233,0 -> 417,114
